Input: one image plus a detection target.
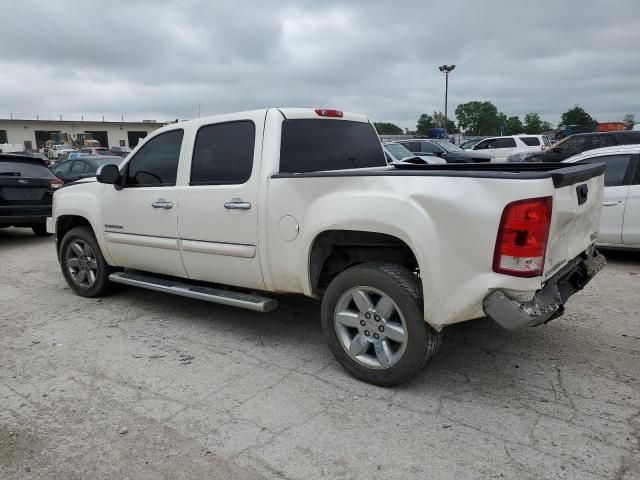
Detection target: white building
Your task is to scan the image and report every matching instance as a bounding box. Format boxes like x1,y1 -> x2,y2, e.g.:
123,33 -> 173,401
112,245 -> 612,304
0,117 -> 165,151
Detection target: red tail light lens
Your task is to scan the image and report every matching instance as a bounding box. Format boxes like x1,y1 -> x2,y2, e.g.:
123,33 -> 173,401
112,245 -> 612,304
493,197 -> 552,277
49,179 -> 63,189
314,109 -> 343,118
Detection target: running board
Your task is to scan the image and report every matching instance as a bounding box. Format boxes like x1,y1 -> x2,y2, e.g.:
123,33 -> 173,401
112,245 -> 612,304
108,271 -> 278,312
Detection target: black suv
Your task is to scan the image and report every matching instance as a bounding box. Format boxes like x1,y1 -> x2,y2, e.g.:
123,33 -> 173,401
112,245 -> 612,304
0,154 -> 62,236
533,131 -> 640,162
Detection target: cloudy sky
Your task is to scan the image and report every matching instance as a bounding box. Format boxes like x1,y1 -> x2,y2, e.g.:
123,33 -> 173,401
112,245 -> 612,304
1,0 -> 638,129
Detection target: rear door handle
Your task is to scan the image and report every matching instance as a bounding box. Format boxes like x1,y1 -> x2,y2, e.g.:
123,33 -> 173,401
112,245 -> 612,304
151,200 -> 173,209
224,199 -> 251,210
602,201 -> 620,207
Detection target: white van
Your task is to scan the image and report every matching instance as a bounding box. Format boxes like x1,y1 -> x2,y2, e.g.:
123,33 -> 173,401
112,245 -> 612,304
466,135 -> 551,162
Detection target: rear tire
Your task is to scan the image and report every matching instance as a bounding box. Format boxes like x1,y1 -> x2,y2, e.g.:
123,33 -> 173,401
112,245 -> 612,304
32,224 -> 51,237
321,262 -> 442,387
60,226 -> 113,297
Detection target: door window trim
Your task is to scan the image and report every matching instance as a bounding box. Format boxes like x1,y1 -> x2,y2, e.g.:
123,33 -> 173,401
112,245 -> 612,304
188,119 -> 256,186
122,128 -> 185,188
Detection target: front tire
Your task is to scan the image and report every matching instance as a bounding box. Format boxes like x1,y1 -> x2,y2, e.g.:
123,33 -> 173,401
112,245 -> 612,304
60,226 -> 113,297
321,262 -> 442,387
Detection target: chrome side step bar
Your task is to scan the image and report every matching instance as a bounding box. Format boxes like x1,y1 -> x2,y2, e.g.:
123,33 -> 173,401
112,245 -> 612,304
108,271 -> 278,312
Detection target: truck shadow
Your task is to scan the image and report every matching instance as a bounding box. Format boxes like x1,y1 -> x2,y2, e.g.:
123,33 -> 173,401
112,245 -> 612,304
0,227 -> 54,247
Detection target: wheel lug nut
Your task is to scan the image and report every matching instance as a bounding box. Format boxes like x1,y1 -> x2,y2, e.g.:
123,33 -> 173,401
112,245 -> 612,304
378,325 -> 384,332
365,313 -> 371,319
373,333 -> 380,339
374,315 -> 381,322
364,330 -> 370,336
360,320 -> 366,326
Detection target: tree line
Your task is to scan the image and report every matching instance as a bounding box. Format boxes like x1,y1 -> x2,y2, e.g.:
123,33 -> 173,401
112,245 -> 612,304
374,102 -> 637,136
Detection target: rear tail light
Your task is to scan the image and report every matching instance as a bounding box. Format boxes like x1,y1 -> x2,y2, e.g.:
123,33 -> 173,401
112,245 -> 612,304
493,197 -> 552,277
315,109 -> 343,118
49,179 -> 63,189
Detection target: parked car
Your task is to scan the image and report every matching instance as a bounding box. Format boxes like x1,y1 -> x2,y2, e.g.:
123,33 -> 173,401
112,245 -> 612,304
48,144 -> 75,160
48,107 -> 605,386
562,144 -> 640,249
0,154 -> 62,235
397,139 -> 491,163
465,135 -> 551,162
109,146 -> 132,157
383,142 -> 446,165
52,155 -> 124,184
530,131 -> 640,162
80,147 -> 110,156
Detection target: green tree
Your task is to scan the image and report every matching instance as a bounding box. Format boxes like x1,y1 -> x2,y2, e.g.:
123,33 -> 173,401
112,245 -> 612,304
560,105 -> 595,128
504,116 -> 524,135
523,113 -> 544,134
623,113 -> 636,130
373,122 -> 403,135
539,120 -> 552,132
416,113 -> 436,135
454,101 -> 501,135
432,111 -> 457,132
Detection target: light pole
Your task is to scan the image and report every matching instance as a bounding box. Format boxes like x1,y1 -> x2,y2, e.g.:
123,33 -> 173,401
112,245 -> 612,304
438,64 -> 455,130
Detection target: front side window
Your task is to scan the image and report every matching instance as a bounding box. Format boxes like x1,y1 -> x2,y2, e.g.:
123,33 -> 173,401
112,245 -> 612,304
125,129 -> 184,186
191,121 -> 255,185
70,161 -> 88,174
53,161 -> 72,176
420,141 -> 442,154
578,154 -> 632,187
474,139 -> 494,150
279,120 -> 385,173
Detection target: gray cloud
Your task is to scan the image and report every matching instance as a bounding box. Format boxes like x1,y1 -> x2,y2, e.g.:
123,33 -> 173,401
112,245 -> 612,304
1,0 -> 638,129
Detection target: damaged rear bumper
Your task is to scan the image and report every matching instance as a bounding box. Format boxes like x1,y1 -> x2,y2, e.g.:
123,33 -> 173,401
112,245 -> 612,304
483,250 -> 606,331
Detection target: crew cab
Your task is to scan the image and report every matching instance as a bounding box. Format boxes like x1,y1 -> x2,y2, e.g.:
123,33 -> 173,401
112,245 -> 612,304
48,108 -> 606,386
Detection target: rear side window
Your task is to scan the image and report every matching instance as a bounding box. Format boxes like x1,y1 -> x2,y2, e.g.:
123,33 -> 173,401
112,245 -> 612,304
191,121 -> 255,185
493,138 -> 517,148
578,154 -> 632,187
0,161 -> 56,179
520,137 -> 540,146
280,120 -> 386,173
125,129 -> 184,186
542,136 -> 551,146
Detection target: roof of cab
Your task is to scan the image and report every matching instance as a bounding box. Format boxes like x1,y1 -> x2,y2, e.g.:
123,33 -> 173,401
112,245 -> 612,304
563,144 -> 640,163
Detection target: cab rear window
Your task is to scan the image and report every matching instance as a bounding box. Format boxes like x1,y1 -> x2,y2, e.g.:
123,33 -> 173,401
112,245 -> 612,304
280,120 -> 386,173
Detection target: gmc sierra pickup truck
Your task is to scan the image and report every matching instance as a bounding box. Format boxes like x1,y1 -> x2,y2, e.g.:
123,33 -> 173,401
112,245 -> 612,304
48,108 -> 606,386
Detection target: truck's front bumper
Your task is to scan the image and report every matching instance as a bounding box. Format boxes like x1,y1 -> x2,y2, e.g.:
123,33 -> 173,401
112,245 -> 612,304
483,250 -> 606,331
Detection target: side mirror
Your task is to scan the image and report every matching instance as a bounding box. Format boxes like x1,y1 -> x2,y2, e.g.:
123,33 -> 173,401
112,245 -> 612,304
96,164 -> 120,186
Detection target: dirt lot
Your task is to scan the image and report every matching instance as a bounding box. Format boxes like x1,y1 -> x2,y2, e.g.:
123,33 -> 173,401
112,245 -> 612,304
1,227 -> 639,480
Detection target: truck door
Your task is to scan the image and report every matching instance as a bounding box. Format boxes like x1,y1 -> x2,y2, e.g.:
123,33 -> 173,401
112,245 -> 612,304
101,129 -> 187,278
177,112 -> 266,290
491,137 -> 517,162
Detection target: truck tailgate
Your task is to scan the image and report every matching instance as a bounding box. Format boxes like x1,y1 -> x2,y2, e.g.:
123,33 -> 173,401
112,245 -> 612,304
543,164 -> 605,280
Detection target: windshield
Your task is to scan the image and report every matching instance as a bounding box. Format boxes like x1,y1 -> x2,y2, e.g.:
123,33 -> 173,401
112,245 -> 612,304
385,143 -> 414,160
430,139 -> 464,153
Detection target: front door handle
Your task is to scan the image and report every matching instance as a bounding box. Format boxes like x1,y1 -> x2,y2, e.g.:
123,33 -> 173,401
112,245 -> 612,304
602,201 -> 620,207
224,199 -> 251,210
151,199 -> 173,209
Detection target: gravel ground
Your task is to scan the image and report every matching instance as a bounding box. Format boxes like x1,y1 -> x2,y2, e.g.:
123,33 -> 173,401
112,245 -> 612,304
1,227 -> 639,480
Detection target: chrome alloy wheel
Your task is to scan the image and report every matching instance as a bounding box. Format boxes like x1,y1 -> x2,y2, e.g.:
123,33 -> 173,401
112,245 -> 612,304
334,286 -> 408,369
66,240 -> 99,288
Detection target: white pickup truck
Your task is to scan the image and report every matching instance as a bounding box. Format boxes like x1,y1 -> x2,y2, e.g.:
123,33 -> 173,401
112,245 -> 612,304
48,108 -> 606,386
